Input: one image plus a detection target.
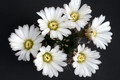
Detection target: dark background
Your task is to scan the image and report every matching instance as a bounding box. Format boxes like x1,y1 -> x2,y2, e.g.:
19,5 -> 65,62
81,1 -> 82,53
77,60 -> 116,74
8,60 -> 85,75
0,0 -> 120,80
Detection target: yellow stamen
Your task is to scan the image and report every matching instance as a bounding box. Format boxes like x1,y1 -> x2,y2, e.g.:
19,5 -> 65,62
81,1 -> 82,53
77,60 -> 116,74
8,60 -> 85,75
92,30 -> 97,37
77,52 -> 86,63
70,12 -> 79,22
43,52 -> 52,63
24,39 -> 33,50
48,21 -> 58,30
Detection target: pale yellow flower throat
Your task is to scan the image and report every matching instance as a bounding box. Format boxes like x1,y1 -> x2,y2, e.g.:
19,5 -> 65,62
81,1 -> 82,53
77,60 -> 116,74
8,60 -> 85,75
43,52 -> 52,63
86,27 -> 97,39
24,39 -> 34,50
92,30 -> 97,37
70,12 -> 79,22
77,52 -> 86,63
48,21 -> 59,30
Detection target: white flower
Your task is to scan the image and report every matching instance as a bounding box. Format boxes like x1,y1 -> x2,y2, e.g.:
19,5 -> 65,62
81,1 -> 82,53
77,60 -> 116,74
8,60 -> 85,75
34,45 -> 67,78
37,7 -> 71,40
86,15 -> 113,49
73,44 -> 101,77
63,0 -> 92,31
8,24 -> 44,61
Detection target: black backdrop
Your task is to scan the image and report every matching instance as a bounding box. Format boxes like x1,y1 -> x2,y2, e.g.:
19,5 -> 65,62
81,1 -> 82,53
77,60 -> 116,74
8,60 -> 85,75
0,0 -> 120,80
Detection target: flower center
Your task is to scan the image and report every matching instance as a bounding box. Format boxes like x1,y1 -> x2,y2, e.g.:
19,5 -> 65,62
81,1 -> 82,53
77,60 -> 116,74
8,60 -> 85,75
77,52 -> 86,63
43,52 -> 52,63
92,30 -> 97,37
48,21 -> 59,30
24,39 -> 34,50
85,27 -> 97,39
70,12 -> 79,22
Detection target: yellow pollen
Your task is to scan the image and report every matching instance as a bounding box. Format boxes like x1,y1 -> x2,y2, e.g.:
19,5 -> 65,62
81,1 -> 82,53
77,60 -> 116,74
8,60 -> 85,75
43,52 -> 52,63
24,39 -> 33,50
48,21 -> 58,30
92,30 -> 97,37
77,53 -> 86,63
70,12 -> 79,22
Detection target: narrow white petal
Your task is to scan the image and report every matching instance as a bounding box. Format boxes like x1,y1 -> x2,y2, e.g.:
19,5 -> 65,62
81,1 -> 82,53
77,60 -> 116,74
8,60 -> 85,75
26,52 -> 30,61
54,60 -> 67,67
50,30 -> 57,38
42,28 -> 50,36
44,7 -> 52,21
55,7 -> 63,20
38,19 -> 48,30
74,66 -> 80,75
47,64 -> 54,78
79,4 -> 92,15
51,62 -> 63,72
46,45 -> 51,52
22,24 -> 29,38
37,10 -> 48,22
42,63 -> 48,76
57,31 -> 63,40
49,64 -> 59,77
58,28 -> 71,35
18,50 -> 26,61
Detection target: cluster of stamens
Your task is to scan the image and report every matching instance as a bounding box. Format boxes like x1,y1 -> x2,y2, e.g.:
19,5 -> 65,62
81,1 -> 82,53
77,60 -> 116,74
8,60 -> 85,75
48,21 -> 59,30
77,52 -> 86,63
70,12 -> 79,22
24,39 -> 34,50
43,52 -> 52,63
